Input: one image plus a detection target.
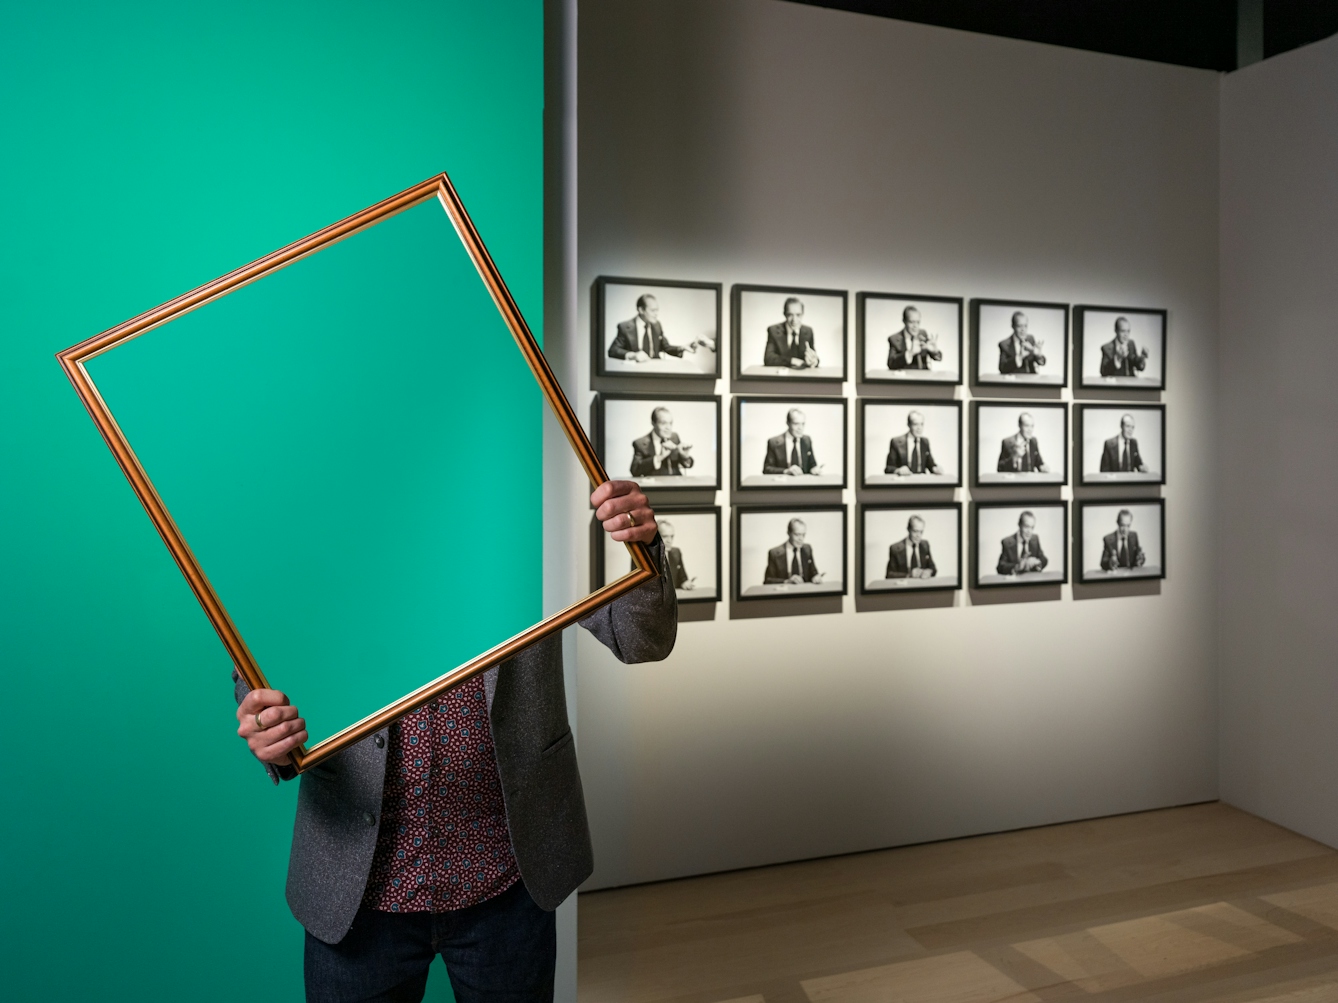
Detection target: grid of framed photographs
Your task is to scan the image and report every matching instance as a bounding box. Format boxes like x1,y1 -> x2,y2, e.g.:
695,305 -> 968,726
590,276 -> 1169,609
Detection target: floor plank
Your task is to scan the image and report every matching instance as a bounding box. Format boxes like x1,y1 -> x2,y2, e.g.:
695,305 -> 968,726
579,802 -> 1338,1003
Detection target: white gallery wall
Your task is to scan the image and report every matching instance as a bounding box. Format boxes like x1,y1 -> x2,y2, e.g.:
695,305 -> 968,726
1219,36 -> 1338,848
570,0 -> 1221,889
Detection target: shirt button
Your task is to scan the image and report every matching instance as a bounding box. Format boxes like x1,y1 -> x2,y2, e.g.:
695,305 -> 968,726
363,811 -> 376,827
374,734 -> 385,749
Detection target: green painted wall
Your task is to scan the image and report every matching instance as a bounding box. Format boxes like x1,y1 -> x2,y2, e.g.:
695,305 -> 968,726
0,3 -> 542,1000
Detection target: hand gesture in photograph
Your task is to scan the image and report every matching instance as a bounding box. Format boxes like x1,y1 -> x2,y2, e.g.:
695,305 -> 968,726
803,345 -> 819,368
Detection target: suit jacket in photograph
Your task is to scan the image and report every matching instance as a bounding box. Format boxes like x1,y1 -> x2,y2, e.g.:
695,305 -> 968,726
997,335 -> 1046,374
886,537 -> 937,578
997,533 -> 1048,575
665,546 -> 689,589
1099,338 -> 1147,377
609,317 -> 687,360
1100,435 -> 1144,472
886,328 -> 942,370
764,323 -> 817,367
763,433 -> 818,474
629,431 -> 694,477
764,542 -> 820,583
997,435 -> 1045,472
235,540 -> 678,945
885,433 -> 937,474
1101,530 -> 1145,570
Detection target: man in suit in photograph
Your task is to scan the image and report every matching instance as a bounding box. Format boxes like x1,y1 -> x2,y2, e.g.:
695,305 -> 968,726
997,310 -> 1047,374
1100,413 -> 1148,473
886,410 -> 943,476
997,510 -> 1048,575
764,518 -> 824,584
886,515 -> 937,579
764,296 -> 820,369
763,408 -> 824,476
997,412 -> 1050,473
608,294 -> 706,362
1100,509 -> 1147,571
886,306 -> 942,370
659,519 -> 694,591
1099,316 -> 1149,377
630,407 -> 694,477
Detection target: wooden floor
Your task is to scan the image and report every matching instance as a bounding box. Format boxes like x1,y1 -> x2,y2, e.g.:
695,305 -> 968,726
578,803 -> 1338,1003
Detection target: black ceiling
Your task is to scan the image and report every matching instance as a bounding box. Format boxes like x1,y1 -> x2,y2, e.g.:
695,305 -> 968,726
789,0 -> 1338,71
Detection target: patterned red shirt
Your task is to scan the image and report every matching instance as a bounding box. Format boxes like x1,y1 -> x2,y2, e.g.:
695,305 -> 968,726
363,675 -> 519,912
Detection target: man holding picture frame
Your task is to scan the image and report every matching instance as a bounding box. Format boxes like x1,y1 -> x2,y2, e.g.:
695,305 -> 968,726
235,479 -> 676,1003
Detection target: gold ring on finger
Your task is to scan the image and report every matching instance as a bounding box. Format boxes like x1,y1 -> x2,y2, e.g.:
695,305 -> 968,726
626,511 -> 637,528
254,712 -> 265,731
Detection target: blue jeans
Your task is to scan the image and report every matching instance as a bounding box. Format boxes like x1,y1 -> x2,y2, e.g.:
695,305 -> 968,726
304,880 -> 555,1002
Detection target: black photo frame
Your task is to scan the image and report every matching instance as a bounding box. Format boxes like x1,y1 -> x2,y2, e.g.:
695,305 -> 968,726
734,504 -> 848,600
593,392 -> 722,491
733,395 -> 848,491
731,283 -> 848,383
971,298 -> 1070,388
593,505 -> 722,603
971,401 -> 1068,487
1075,403 -> 1167,486
593,276 -> 722,379
1074,305 -> 1167,390
856,291 -> 963,385
971,500 -> 1069,588
858,398 -> 963,489
859,502 -> 962,594
1076,498 -> 1166,583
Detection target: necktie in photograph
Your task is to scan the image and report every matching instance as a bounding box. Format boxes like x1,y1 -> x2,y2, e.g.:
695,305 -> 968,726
790,330 -> 798,356
790,439 -> 800,469
911,439 -> 921,473
1119,537 -> 1129,567
910,544 -> 919,570
642,325 -> 651,356
1121,441 -> 1131,471
791,548 -> 801,578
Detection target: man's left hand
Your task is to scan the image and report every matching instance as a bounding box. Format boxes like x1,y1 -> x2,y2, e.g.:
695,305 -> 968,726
592,480 -> 658,544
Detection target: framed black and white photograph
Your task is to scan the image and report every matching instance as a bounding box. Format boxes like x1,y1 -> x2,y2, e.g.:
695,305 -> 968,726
1076,305 -> 1166,390
972,402 -> 1068,486
593,276 -> 721,379
857,292 -> 962,384
732,284 -> 847,381
735,505 -> 847,599
735,396 -> 846,490
595,393 -> 720,490
1077,499 -> 1165,583
1077,404 -> 1166,485
860,503 -> 961,593
595,506 -> 721,603
972,501 -> 1068,587
860,399 -> 961,488
972,298 -> 1069,387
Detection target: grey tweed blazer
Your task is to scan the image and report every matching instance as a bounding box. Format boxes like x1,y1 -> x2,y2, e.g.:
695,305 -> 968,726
234,540 -> 677,945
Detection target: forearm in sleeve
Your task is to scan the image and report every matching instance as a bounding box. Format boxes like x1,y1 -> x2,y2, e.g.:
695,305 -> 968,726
579,535 -> 678,663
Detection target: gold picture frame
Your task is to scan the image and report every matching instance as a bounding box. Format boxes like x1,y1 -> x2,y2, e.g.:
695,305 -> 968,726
57,173 -> 656,772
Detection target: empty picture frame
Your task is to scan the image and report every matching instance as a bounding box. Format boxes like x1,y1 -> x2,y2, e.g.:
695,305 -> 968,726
732,284 -> 847,381
859,398 -> 962,488
735,396 -> 847,490
1077,404 -> 1166,485
857,292 -> 963,385
593,276 -> 721,379
1077,499 -> 1166,583
595,506 -> 721,603
735,505 -> 847,599
56,174 -> 658,773
1075,305 -> 1166,390
860,503 -> 962,593
972,501 -> 1068,587
595,393 -> 721,490
972,298 -> 1069,387
972,401 -> 1068,486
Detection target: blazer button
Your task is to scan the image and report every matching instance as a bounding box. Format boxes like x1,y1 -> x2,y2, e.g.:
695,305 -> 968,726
363,811 -> 376,827
374,734 -> 385,749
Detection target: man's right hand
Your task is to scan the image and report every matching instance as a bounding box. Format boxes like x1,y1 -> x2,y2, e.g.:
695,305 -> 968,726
237,688 -> 307,765
631,350 -> 650,362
